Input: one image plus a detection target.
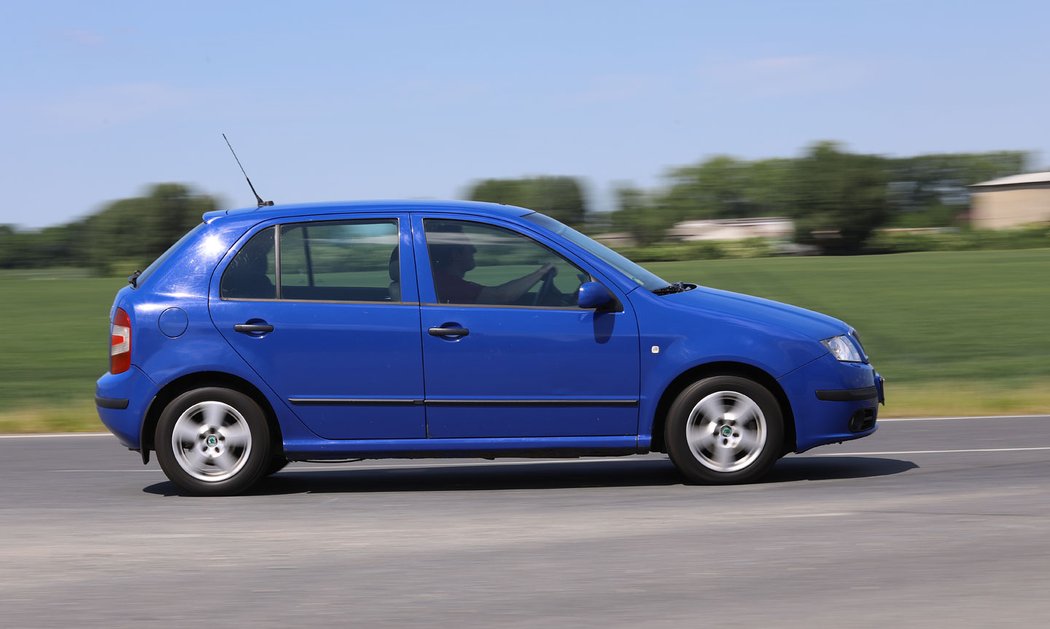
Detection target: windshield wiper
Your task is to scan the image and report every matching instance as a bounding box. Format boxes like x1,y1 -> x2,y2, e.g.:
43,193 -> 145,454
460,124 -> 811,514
652,281 -> 693,295
128,270 -> 142,288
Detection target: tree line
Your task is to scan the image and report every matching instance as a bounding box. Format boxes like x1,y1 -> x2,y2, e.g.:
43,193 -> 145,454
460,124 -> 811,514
0,184 -> 218,273
0,143 -> 1030,272
470,143 -> 1026,254
612,143 -> 1026,253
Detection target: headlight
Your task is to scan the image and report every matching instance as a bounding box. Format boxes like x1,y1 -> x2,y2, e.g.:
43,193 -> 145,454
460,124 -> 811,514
821,335 -> 863,362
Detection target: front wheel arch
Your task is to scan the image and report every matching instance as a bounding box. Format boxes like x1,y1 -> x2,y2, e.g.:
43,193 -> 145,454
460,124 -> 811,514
141,372 -> 283,461
648,362 -> 795,456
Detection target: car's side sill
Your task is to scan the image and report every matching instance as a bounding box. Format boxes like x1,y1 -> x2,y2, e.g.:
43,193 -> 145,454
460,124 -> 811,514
289,398 -> 423,406
288,398 -> 639,407
426,399 -> 638,406
282,435 -> 644,459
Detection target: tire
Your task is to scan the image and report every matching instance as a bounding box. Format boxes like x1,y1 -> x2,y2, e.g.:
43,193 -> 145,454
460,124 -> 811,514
665,376 -> 784,484
155,387 -> 272,496
266,457 -> 289,476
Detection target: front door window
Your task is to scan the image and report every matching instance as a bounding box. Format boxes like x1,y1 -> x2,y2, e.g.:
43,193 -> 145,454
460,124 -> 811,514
423,219 -> 587,307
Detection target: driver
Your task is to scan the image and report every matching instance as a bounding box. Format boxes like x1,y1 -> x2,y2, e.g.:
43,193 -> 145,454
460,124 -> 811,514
429,234 -> 555,305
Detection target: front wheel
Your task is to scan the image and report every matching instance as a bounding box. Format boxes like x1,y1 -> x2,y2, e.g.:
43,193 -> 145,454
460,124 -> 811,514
155,387 -> 271,495
266,456 -> 289,476
665,376 -> 784,484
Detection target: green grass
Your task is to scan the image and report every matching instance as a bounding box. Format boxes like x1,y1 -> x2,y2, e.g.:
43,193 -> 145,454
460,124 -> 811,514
0,269 -> 121,408
1,249 -> 1048,432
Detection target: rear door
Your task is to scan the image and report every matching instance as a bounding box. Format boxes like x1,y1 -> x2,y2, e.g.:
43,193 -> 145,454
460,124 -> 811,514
209,214 -> 426,440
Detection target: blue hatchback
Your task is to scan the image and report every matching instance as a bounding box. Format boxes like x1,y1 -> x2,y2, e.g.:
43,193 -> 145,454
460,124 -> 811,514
96,200 -> 884,495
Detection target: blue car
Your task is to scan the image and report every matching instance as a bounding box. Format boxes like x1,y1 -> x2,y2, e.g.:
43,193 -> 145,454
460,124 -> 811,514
96,200 -> 884,495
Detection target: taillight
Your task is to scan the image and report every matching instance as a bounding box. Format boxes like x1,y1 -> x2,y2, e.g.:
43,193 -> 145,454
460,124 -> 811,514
111,308 -> 132,374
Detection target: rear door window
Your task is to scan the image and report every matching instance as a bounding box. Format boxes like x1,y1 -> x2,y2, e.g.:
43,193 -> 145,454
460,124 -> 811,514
221,220 -> 401,302
220,227 -> 276,299
279,220 -> 400,302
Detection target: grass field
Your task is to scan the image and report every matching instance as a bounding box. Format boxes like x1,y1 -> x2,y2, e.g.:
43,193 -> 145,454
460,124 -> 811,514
0,249 -> 1047,432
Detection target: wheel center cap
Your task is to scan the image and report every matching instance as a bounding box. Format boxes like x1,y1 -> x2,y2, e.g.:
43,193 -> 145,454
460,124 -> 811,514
720,425 -> 733,438
205,435 -> 219,447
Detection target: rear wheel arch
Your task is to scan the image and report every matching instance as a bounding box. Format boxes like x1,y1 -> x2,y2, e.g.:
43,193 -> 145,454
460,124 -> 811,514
141,372 -> 284,459
648,361 -> 796,456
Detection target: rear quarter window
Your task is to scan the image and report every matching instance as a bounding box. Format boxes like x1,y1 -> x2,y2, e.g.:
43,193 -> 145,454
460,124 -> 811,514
135,223 -> 206,288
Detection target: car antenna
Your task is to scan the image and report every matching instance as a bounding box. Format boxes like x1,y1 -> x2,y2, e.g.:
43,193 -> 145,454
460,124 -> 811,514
222,133 -> 274,208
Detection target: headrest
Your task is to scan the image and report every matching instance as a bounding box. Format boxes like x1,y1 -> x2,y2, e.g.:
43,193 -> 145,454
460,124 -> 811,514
388,247 -> 400,282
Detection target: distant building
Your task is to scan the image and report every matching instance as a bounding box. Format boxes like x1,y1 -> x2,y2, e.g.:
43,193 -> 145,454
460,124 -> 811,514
592,218 -> 795,251
970,171 -> 1050,229
666,217 -> 794,242
592,232 -> 637,248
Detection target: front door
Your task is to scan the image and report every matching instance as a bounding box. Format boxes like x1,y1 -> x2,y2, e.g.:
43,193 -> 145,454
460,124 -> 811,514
209,216 -> 426,440
415,216 -> 640,439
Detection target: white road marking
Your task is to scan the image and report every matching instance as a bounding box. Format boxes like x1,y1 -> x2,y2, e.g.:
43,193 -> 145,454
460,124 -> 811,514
768,512 -> 851,519
5,414 -> 1050,440
0,432 -> 111,439
814,446 -> 1050,457
52,469 -> 163,473
17,415 -> 1050,475
51,445 -> 1050,474
878,414 -> 1048,422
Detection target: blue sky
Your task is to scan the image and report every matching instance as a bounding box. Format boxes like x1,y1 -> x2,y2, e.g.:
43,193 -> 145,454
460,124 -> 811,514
2,0 -> 1048,228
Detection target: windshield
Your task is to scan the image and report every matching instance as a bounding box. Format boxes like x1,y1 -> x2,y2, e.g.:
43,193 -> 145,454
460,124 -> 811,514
523,213 -> 668,291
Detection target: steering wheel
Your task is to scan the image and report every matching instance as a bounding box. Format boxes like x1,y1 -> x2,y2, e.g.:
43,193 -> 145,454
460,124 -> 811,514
532,267 -> 557,306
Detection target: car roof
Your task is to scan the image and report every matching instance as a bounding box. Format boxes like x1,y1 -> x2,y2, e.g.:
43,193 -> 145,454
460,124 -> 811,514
203,199 -> 534,224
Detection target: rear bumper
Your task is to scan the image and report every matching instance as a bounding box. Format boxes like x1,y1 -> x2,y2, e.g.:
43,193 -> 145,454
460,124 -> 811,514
779,354 -> 884,452
95,396 -> 129,410
96,366 -> 156,449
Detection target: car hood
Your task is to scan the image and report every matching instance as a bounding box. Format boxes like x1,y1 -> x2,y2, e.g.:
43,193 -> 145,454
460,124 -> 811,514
659,285 -> 850,342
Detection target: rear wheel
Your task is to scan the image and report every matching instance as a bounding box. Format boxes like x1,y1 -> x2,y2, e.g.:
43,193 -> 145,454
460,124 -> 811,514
665,376 -> 783,484
155,387 -> 271,495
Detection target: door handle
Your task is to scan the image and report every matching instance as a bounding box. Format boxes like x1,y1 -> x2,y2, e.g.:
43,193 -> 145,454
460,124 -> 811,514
234,323 -> 275,334
428,326 -> 469,338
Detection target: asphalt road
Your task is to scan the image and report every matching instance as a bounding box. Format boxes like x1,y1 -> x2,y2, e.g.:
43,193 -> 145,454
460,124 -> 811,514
2,415 -> 1049,628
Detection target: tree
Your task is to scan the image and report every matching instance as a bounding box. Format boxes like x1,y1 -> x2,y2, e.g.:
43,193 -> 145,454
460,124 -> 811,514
0,225 -> 29,268
744,158 -> 795,217
468,176 -> 588,228
788,142 -> 890,254
76,184 -> 220,273
651,156 -> 794,223
885,151 -> 1029,226
610,186 -> 671,246
661,156 -> 756,220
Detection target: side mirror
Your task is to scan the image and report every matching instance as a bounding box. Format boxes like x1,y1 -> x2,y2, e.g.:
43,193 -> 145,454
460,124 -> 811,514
577,282 -> 613,309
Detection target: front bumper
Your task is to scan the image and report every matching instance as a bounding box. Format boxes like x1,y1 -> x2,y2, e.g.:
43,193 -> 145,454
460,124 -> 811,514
816,386 -> 878,402
778,354 -> 884,452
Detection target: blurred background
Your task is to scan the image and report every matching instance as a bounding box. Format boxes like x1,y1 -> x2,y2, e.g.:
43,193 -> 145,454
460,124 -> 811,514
1,0 -> 1048,431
